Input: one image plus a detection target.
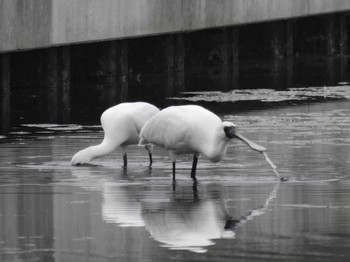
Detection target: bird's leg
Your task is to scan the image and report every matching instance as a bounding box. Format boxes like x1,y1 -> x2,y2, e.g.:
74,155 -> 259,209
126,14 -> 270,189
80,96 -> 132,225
121,147 -> 127,169
123,154 -> 127,169
172,162 -> 176,181
169,151 -> 177,181
148,153 -> 153,168
191,155 -> 198,180
144,144 -> 153,168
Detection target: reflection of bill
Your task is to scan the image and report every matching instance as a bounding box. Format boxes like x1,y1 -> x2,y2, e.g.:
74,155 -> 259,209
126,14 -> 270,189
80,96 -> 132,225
234,181 -> 280,224
102,181 -> 280,253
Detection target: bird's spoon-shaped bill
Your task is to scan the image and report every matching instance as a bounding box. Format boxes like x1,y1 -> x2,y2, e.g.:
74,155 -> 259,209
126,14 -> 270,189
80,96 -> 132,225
234,131 -> 284,180
234,133 -> 266,152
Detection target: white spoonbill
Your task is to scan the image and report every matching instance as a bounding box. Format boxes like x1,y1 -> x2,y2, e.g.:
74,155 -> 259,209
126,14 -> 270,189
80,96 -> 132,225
139,105 -> 266,180
71,102 -> 160,167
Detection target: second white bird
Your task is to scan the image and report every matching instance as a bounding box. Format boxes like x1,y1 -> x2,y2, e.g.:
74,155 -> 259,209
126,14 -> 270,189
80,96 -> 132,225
139,105 -> 266,180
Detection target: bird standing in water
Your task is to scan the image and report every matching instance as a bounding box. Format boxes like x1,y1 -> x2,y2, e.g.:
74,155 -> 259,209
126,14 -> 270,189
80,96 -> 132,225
139,105 -> 266,180
71,102 -> 160,167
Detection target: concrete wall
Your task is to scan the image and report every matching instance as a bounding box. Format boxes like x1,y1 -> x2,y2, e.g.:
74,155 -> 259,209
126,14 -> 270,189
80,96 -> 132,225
0,0 -> 52,51
1,0 -> 350,52
51,0 -> 183,45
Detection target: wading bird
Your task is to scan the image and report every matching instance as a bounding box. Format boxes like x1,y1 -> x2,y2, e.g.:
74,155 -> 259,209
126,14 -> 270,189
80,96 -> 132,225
71,102 -> 160,167
139,105 -> 265,180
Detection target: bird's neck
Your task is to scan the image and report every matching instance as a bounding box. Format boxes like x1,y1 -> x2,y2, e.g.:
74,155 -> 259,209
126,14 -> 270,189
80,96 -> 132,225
86,143 -> 116,161
203,138 -> 229,162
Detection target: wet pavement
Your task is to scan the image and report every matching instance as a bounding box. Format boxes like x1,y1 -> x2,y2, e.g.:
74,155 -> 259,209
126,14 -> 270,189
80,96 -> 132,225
1,97 -> 350,261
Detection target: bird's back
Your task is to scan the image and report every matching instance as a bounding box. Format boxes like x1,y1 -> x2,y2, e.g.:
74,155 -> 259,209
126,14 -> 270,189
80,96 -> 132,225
140,105 -> 222,154
101,102 -> 160,145
102,102 -> 158,130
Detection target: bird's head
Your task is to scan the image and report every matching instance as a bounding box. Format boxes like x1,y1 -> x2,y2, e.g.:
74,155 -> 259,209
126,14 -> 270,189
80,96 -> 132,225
71,147 -> 93,165
222,122 -> 266,152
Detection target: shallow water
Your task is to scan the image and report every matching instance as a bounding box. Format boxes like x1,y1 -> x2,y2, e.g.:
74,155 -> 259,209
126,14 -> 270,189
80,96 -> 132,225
1,100 -> 350,261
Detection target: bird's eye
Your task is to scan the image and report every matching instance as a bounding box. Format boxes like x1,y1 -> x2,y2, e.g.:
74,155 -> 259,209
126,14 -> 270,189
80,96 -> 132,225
224,126 -> 236,138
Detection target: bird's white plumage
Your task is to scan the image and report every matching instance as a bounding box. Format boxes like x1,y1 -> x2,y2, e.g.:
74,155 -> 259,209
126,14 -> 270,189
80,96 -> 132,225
71,102 -> 159,165
139,105 -> 235,162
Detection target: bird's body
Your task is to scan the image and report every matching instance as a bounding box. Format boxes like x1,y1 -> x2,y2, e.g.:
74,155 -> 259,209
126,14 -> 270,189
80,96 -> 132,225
71,102 -> 160,166
140,105 -> 228,162
139,105 -> 265,179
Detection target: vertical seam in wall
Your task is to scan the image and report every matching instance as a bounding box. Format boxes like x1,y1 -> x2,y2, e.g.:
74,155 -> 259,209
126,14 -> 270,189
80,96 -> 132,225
50,0 -> 54,46
181,0 -> 184,32
51,0 -> 53,46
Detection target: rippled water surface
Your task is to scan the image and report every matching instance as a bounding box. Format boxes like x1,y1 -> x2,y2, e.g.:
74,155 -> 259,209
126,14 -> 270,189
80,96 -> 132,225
1,100 -> 350,261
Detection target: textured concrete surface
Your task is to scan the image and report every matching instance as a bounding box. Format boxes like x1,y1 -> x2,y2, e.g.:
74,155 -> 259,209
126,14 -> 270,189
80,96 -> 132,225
1,0 -> 350,52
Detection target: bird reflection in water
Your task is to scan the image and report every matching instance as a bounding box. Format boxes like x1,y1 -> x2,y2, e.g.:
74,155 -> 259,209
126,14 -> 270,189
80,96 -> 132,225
103,183 -> 145,228
141,185 -> 236,253
102,179 -> 280,253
